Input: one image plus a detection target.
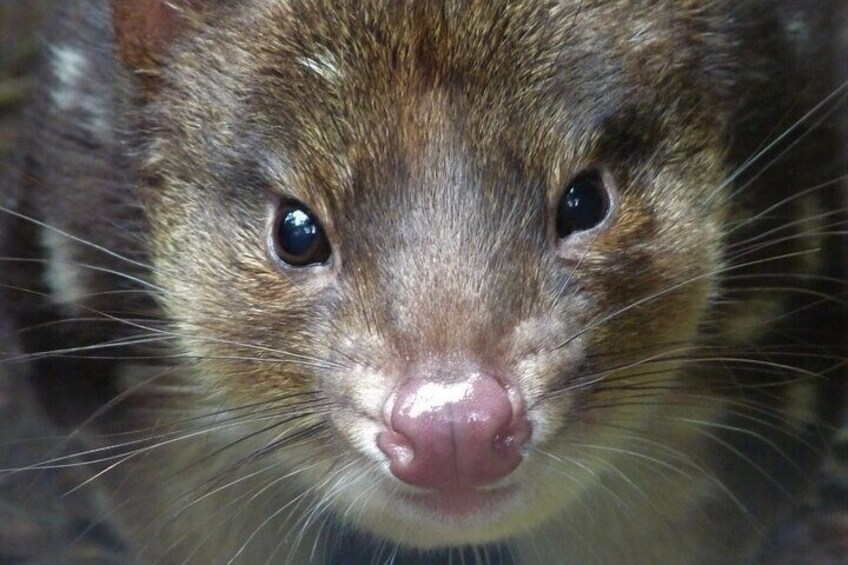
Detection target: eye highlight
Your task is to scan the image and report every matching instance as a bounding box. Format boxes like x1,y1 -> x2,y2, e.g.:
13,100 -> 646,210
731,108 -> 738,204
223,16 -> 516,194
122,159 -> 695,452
555,169 -> 610,238
271,200 -> 331,267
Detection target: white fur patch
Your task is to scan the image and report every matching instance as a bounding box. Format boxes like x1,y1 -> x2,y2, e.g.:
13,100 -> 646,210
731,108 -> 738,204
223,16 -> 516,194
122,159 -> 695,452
783,381 -> 819,425
41,228 -> 87,313
50,46 -> 89,108
297,50 -> 343,83
784,16 -> 812,58
50,45 -> 109,134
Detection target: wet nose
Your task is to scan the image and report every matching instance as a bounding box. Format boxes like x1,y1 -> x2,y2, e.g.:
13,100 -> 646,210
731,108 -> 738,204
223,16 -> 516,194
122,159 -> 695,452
378,374 -> 531,490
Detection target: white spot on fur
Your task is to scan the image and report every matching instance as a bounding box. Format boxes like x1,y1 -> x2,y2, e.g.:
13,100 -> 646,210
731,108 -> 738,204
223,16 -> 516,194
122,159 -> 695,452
785,16 -> 812,58
41,228 -> 86,313
50,46 -> 88,107
297,50 -> 343,82
721,297 -> 781,345
50,45 -> 109,134
783,381 -> 818,425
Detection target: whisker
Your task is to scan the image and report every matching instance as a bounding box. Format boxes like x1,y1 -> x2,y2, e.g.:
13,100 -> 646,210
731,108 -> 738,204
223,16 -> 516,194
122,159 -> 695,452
548,247 -> 823,353
710,80 -> 848,202
0,203 -> 162,275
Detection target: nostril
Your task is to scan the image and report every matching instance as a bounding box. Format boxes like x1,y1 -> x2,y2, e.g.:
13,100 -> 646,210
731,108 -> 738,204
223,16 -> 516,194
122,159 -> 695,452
378,375 -> 531,490
377,429 -> 414,466
495,421 -> 531,451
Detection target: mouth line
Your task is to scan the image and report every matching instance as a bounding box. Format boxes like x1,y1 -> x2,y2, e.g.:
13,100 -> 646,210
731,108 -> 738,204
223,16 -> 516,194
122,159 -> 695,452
399,485 -> 517,519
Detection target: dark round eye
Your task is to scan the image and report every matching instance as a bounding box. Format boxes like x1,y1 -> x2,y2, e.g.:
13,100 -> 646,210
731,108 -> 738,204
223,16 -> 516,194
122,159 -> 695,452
556,170 -> 610,238
272,201 -> 331,267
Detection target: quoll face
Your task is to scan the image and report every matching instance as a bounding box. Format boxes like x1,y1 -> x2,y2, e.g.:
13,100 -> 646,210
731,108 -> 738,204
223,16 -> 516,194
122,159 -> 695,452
135,0 -> 754,551
2,0 -> 842,562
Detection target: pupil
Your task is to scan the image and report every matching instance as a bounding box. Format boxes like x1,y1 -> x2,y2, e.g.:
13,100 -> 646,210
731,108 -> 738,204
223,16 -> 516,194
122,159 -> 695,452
557,173 -> 608,237
272,201 -> 331,267
280,208 -> 318,256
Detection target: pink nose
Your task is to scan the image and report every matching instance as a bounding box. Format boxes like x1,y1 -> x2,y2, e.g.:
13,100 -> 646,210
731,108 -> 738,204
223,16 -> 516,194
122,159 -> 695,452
377,375 -> 531,490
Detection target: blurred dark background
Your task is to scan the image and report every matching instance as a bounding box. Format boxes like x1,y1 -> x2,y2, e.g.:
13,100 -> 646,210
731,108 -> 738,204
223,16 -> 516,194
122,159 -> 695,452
1,2 -> 127,563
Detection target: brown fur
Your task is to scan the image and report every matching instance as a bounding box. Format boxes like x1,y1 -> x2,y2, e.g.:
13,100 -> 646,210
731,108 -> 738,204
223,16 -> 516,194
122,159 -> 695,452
0,1 -> 844,563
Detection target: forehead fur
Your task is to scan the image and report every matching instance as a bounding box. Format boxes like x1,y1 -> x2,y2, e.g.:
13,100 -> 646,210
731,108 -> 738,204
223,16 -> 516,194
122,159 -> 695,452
156,0 -> 740,190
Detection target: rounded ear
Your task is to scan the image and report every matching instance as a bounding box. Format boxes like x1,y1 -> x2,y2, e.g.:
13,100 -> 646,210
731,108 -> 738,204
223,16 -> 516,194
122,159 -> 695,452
112,0 -> 194,74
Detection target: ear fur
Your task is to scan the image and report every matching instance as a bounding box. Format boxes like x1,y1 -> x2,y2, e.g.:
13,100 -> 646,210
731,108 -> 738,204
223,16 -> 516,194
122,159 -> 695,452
112,0 -> 195,74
